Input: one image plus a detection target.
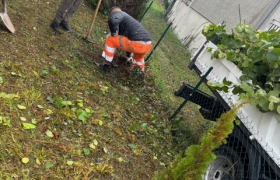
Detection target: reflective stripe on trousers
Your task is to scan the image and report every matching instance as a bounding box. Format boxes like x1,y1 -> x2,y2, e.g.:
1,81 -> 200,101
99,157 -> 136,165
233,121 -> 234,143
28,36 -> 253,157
102,35 -> 152,70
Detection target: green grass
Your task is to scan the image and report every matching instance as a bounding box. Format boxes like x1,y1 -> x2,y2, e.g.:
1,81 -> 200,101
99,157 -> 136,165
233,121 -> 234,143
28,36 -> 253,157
0,0 -> 214,179
141,0 -> 214,149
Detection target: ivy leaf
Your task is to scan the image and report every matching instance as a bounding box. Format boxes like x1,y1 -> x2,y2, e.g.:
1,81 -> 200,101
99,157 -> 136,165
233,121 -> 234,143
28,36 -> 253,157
255,89 -> 267,97
268,96 -> 280,103
269,101 -> 275,110
250,98 -> 260,106
232,86 -> 244,95
242,59 -> 249,67
240,83 -> 253,92
240,93 -> 249,102
266,51 -> 277,62
259,99 -> 270,111
222,78 -> 232,86
205,47 -> 212,52
277,105 -> 280,114
239,75 -> 249,81
274,48 -> 280,56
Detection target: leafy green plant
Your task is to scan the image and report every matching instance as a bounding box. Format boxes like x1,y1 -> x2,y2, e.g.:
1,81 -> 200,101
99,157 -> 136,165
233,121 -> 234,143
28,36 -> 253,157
41,65 -> 49,78
0,116 -> 11,127
203,23 -> 280,113
152,104 -> 242,180
51,65 -> 58,74
47,96 -> 93,123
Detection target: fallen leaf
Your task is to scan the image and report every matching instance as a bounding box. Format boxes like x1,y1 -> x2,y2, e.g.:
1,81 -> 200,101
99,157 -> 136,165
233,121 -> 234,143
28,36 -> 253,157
22,157 -> 29,164
93,139 -> 98,146
22,123 -> 36,130
45,162 -> 53,169
117,157 -> 124,162
59,145 -> 67,152
67,160 -> 74,166
52,131 -> 60,139
17,104 -> 26,110
99,120 -> 103,126
103,147 -> 108,153
84,148 -> 90,156
31,119 -> 37,124
42,126 -> 48,132
20,117 -> 27,121
44,109 -> 53,115
127,144 -> 136,149
46,130 -> 54,138
89,143 -> 96,149
35,158 -> 41,165
37,105 -> 43,109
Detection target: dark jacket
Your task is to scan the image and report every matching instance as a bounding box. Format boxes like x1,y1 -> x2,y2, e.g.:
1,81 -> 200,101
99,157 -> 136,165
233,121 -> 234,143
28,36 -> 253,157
108,11 -> 151,42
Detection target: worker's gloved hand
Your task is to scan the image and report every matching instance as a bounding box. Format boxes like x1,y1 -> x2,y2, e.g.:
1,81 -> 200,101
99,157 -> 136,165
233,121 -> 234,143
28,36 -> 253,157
125,57 -> 133,67
126,52 -> 133,66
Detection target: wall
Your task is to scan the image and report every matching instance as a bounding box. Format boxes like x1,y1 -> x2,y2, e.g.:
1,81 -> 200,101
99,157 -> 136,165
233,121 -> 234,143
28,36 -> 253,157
167,1 -> 210,54
166,0 -> 280,55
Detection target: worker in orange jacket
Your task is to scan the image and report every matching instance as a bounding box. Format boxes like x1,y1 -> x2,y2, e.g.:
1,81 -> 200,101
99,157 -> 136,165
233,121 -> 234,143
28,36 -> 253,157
97,6 -> 152,73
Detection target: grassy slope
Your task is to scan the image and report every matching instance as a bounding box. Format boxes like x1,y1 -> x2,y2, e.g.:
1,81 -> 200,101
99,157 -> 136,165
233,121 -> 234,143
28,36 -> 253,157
0,0 -> 212,179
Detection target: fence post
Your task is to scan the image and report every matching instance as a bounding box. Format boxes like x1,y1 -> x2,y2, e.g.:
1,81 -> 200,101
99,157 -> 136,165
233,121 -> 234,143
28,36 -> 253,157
169,67 -> 213,120
145,22 -> 172,63
139,1 -> 153,22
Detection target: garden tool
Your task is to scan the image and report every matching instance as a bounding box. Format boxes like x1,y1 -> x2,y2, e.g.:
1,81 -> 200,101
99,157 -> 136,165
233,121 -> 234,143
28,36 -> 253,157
84,0 -> 102,42
0,0 -> 15,33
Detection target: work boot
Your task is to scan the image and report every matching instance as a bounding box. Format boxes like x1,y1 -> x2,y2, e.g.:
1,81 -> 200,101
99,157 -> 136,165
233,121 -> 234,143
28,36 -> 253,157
95,61 -> 112,72
50,21 -> 62,34
60,21 -> 73,33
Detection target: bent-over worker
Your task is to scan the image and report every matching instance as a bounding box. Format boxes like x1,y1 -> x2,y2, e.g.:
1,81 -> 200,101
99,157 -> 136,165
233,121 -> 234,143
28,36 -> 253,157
98,6 -> 152,73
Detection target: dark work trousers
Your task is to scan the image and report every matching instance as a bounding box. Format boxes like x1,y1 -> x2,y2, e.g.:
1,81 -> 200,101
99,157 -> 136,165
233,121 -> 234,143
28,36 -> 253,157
54,0 -> 84,23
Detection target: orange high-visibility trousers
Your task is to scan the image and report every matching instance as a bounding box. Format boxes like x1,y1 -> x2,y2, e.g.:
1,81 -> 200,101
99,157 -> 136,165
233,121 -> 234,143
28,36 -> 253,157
102,35 -> 152,71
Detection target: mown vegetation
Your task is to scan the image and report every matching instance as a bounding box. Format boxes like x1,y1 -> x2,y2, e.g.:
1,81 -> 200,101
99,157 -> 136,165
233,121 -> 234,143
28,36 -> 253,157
0,0 -> 213,179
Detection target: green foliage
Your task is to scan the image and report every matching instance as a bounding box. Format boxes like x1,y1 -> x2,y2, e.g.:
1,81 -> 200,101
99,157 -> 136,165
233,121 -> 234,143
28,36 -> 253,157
203,23 -> 280,114
85,0 -> 148,19
0,116 -> 11,127
152,104 -> 242,180
47,96 -> 94,123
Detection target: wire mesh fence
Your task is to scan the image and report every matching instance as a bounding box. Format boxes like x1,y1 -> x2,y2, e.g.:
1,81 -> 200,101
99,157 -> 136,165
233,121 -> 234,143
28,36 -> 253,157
140,1 -> 280,179
140,1 -> 216,151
